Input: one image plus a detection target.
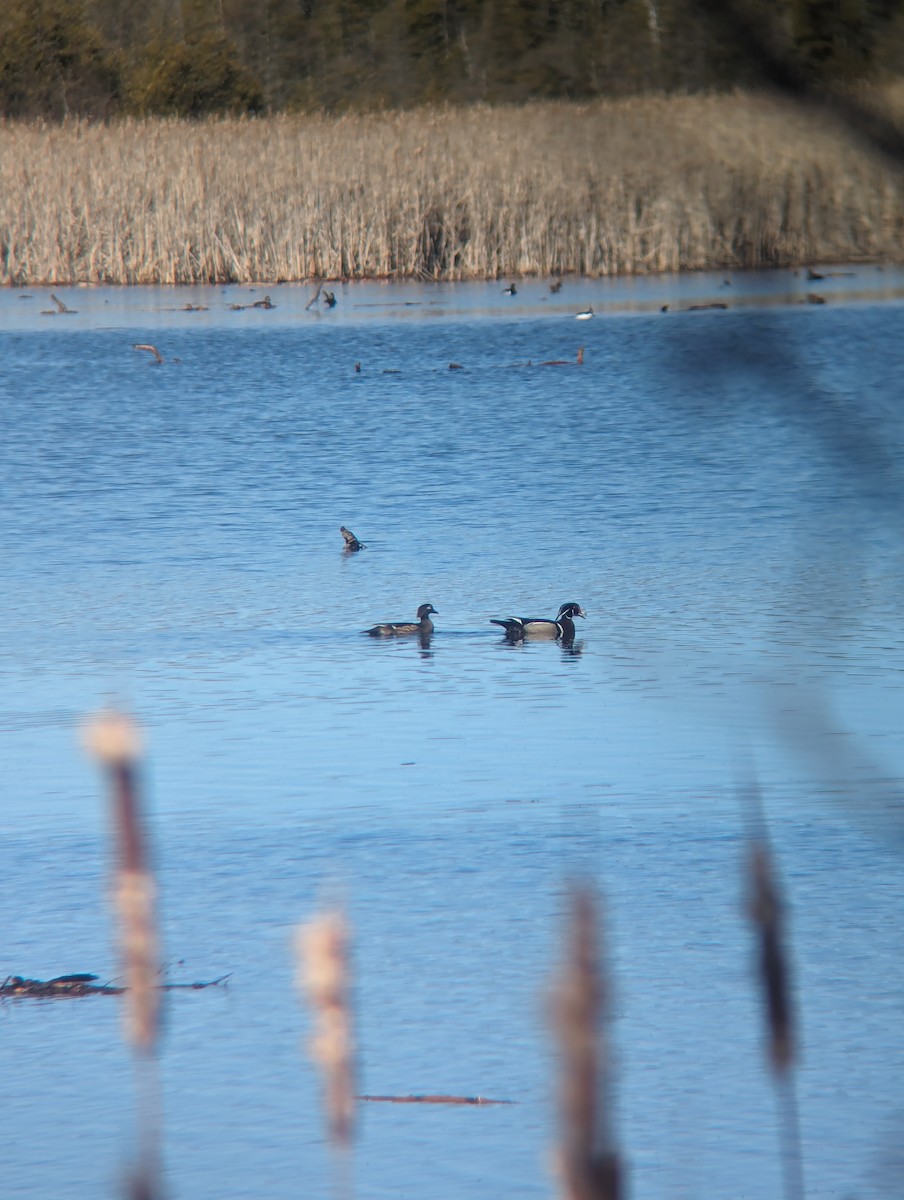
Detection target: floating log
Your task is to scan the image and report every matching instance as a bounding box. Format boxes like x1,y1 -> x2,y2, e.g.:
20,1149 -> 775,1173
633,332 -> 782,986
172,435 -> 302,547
358,1093 -> 513,1106
133,343 -> 164,363
1,973 -> 230,999
41,293 -> 77,316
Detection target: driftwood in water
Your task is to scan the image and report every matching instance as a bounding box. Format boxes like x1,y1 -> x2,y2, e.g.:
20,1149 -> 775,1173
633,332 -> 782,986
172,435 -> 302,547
230,295 -> 275,311
1,973 -> 230,999
133,342 -> 164,363
41,294 -> 77,316
358,1093 -> 513,1106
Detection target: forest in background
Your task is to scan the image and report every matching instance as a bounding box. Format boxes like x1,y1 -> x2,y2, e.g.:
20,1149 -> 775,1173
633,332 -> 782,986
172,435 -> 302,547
2,0 -> 904,120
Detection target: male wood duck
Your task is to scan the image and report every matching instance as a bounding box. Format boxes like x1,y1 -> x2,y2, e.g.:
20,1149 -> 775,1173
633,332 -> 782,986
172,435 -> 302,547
491,602 -> 586,641
340,526 -> 365,551
366,603 -> 437,637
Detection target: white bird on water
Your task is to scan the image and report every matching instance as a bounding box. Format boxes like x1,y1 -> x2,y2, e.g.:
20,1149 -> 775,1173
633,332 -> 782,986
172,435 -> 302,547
575,306 -> 594,320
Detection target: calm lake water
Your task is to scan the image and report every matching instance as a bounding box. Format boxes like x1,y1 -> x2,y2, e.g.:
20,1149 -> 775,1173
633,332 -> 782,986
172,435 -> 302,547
2,270 -> 903,1200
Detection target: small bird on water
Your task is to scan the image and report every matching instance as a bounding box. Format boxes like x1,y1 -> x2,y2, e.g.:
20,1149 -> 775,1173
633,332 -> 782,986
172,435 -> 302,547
366,604 -> 437,637
340,526 -> 366,551
575,306 -> 594,320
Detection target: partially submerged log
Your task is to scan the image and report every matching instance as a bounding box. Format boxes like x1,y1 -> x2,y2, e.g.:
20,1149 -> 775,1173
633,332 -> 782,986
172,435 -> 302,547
1,973 -> 230,999
358,1094 -> 513,1106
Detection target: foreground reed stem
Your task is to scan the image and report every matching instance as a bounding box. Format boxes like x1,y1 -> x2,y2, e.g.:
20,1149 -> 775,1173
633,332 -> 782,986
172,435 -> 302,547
744,782 -> 805,1200
296,907 -> 356,1180
552,884 -> 621,1200
84,709 -> 163,1199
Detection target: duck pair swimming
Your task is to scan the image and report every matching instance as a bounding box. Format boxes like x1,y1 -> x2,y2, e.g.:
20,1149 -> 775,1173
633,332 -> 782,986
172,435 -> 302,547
365,602 -> 586,641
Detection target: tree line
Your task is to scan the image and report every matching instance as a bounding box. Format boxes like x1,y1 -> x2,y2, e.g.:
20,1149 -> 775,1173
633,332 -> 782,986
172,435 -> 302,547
2,0 -> 903,120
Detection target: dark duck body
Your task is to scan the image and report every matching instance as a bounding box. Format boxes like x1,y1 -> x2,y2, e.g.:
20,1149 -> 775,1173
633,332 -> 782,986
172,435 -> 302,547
367,603 -> 437,637
491,602 -> 586,641
340,525 -> 365,551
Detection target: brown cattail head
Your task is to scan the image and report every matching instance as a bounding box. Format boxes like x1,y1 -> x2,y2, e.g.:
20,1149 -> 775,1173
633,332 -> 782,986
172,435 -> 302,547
296,909 -> 356,1147
84,710 -> 162,1054
748,842 -> 794,1075
551,885 -> 621,1200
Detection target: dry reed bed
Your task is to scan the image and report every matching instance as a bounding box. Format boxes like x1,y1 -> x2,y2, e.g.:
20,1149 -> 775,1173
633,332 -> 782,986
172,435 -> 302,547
2,92 -> 904,285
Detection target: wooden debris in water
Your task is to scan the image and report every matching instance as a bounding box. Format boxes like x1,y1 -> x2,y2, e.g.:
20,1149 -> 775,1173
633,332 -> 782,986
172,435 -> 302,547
358,1093 -> 513,1105
551,885 -> 621,1200
539,347 -> 584,366
296,909 -> 356,1147
41,293 -> 77,315
1,973 -> 117,997
1,973 -> 229,999
229,294 -> 276,311
133,343 -> 164,364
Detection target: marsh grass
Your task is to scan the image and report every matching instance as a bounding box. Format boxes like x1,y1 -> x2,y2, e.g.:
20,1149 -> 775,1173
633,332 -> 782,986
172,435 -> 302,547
3,89 -> 904,285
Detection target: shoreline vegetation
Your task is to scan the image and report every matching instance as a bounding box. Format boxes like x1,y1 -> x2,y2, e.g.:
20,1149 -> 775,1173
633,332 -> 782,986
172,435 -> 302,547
3,90 -> 904,287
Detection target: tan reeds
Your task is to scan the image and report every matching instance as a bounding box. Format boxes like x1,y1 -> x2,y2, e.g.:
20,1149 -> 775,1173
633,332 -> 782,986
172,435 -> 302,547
3,89 -> 904,285
295,908 -> 356,1149
551,885 -> 621,1200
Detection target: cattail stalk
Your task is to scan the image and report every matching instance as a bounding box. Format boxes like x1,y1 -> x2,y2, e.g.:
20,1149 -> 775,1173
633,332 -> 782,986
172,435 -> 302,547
744,779 -> 805,1200
551,885 -> 621,1200
296,909 -> 356,1149
84,709 -> 163,1200
85,710 -> 162,1053
748,842 -> 793,1075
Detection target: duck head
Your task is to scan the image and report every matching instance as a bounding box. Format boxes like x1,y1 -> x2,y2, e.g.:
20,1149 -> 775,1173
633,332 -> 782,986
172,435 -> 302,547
558,602 -> 586,620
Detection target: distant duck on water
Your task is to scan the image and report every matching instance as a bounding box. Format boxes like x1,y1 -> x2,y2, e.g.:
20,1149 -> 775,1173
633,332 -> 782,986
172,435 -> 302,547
367,603 -> 437,637
491,602 -> 586,641
575,306 -> 594,320
502,283 -> 518,296
340,525 -> 366,551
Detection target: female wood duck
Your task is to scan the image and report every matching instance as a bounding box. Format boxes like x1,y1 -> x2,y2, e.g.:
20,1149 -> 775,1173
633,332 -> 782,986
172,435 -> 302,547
340,525 -> 365,551
491,602 -> 586,640
366,603 -> 437,637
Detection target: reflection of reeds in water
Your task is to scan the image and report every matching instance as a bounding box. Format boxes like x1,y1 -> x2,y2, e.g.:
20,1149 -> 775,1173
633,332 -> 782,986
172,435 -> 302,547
551,885 -> 621,1200
3,89 -> 904,285
296,910 -> 356,1152
83,709 -> 163,1200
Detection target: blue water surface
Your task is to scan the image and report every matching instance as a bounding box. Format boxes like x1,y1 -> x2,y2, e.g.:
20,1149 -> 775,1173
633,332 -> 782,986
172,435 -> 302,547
1,272 -> 903,1200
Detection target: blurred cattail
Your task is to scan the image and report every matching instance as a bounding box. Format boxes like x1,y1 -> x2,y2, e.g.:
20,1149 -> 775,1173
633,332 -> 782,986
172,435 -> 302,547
743,778 -> 805,1200
83,710 -> 161,1054
747,841 -> 794,1074
551,885 -> 621,1200
296,909 -> 356,1148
